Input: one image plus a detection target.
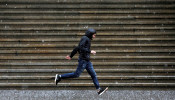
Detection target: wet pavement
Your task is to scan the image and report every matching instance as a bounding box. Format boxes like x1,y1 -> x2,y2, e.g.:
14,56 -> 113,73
0,89 -> 175,100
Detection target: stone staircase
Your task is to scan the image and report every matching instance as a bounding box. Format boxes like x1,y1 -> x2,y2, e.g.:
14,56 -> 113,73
0,0 -> 175,89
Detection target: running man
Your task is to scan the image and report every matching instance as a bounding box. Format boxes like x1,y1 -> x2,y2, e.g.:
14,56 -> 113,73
55,28 -> 108,95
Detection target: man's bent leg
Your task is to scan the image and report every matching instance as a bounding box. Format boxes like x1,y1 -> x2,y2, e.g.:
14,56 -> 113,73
61,59 -> 87,79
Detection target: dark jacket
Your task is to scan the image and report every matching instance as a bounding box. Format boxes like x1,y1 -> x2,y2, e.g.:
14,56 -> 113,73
69,46 -> 79,58
69,29 -> 96,61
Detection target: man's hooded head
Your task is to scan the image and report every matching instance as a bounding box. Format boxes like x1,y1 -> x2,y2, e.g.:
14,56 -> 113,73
85,28 -> 96,40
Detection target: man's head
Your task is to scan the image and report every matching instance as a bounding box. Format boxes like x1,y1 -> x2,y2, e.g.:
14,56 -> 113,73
85,28 -> 97,40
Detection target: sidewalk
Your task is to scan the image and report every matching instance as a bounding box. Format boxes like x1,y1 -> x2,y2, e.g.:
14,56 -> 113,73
0,89 -> 175,100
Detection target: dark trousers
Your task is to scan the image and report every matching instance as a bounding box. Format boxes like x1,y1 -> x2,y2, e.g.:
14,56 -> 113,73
61,58 -> 100,89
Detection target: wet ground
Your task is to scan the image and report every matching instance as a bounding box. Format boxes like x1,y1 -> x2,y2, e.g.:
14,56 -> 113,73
0,89 -> 175,100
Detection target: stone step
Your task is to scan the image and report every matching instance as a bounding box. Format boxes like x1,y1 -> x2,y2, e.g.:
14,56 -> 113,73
1,14 -> 174,18
0,65 -> 174,70
0,10 -> 174,14
1,20 -> 175,24
1,26 -> 174,31
1,51 -> 174,57
1,59 -> 174,63
1,52 -> 174,57
1,40 -> 175,45
1,4 -> 174,9
0,56 -> 174,60
0,44 -> 174,48
0,62 -> 174,66
1,0 -> 174,4
1,47 -> 173,51
2,23 -> 174,26
1,75 -> 175,80
1,14 -> 175,19
0,49 -> 174,54
0,31 -> 174,36
1,8 -> 175,12
1,15 -> 175,20
1,78 -> 175,84
1,72 -> 174,77
0,69 -> 174,73
0,38 -> 174,42
0,83 -> 174,87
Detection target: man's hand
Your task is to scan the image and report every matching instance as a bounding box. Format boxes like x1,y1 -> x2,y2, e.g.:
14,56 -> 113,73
91,50 -> 96,55
65,55 -> 71,60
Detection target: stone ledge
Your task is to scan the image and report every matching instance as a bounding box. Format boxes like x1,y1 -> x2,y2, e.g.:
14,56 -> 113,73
1,0 -> 175,4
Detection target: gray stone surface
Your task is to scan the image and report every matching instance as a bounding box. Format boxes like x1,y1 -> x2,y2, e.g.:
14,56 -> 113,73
0,89 -> 175,100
